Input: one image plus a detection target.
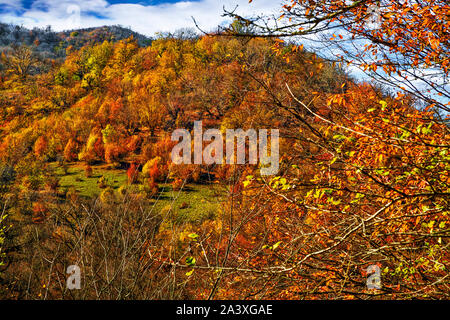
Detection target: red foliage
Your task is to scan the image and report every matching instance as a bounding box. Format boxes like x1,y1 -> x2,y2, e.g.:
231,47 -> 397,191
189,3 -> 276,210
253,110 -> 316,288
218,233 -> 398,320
127,163 -> 139,184
315,152 -> 333,161
148,163 -> 160,182
172,178 -> 183,191
145,177 -> 159,197
32,202 -> 48,224
34,136 -> 48,158
63,139 -> 78,162
84,164 -> 93,178
93,136 -> 105,159
126,135 -> 141,153
104,143 -> 124,163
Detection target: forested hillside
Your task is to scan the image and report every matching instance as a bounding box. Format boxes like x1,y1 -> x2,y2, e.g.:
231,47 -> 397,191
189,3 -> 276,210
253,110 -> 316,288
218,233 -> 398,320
0,0 -> 448,300
0,23 -> 151,62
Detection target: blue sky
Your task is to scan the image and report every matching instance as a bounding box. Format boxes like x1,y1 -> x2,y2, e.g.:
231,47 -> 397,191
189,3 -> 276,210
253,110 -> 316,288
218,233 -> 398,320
0,0 -> 281,36
19,1 -> 196,8
1,1 -> 445,107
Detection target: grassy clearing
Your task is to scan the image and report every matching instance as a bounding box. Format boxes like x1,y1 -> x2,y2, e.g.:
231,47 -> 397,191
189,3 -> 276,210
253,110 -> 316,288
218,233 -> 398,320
52,163 -> 127,197
151,183 -> 224,223
50,162 -> 225,223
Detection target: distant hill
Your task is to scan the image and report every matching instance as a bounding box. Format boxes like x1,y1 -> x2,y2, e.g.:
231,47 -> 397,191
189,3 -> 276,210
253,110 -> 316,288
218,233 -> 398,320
0,23 -> 152,59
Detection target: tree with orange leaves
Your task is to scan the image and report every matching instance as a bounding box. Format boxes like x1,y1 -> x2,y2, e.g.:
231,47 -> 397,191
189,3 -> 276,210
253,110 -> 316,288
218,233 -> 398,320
186,0 -> 450,299
224,0 -> 449,114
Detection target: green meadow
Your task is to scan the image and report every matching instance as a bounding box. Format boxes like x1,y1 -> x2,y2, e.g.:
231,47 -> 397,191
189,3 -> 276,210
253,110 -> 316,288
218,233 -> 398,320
51,163 -> 224,223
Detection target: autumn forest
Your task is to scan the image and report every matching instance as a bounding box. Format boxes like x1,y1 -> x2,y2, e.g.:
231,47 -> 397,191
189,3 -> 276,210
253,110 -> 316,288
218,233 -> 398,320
0,0 -> 449,300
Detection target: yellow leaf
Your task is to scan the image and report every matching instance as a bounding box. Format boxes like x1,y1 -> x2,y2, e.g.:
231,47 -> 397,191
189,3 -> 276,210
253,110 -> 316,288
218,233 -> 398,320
186,269 -> 194,276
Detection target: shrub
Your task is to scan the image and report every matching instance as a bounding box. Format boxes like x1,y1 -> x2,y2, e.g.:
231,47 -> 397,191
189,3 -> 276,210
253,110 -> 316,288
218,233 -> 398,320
97,176 -> 108,188
21,175 -> 43,191
179,202 -> 189,209
169,164 -> 201,183
66,187 -> 78,203
63,139 -> 78,162
142,157 -> 161,176
172,178 -> 184,191
142,178 -> 158,198
126,135 -> 141,153
32,202 -> 48,224
84,164 -> 93,178
34,136 -> 48,158
100,187 -> 116,204
118,184 -> 128,197
45,177 -> 60,192
142,157 -> 169,182
127,163 -> 139,184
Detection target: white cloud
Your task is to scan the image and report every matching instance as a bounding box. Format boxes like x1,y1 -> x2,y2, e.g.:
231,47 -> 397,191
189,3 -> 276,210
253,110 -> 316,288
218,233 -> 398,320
0,0 -> 22,10
0,0 -> 282,36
